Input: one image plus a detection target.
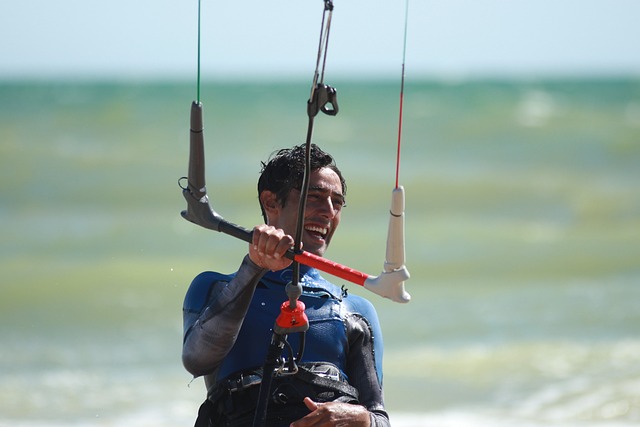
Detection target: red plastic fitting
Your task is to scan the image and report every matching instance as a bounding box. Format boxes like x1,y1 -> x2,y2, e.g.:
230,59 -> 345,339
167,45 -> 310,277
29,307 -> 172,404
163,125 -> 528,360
275,300 -> 309,333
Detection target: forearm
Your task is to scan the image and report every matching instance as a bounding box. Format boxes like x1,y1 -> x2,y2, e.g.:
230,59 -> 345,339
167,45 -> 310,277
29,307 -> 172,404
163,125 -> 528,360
182,255 -> 267,377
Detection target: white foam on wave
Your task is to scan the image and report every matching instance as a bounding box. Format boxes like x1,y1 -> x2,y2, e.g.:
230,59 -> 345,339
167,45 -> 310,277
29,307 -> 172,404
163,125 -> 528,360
390,411 -> 639,427
4,410 -> 638,427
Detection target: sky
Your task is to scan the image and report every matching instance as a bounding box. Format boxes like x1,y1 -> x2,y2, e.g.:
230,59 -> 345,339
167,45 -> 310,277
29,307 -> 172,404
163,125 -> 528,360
1,0 -> 640,80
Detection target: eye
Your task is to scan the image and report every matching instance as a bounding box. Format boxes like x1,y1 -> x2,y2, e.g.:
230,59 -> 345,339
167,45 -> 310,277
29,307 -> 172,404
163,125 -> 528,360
333,197 -> 346,210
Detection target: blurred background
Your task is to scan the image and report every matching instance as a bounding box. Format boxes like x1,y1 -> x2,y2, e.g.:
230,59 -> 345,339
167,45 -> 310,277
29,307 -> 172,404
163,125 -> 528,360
1,1 -> 639,426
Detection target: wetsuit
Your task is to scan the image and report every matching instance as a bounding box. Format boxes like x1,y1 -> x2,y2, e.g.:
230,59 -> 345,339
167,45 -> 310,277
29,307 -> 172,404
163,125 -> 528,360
183,255 -> 390,426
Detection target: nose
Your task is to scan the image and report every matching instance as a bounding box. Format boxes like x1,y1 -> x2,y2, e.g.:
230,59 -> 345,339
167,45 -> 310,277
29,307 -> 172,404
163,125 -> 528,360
313,196 -> 337,219
318,197 -> 335,217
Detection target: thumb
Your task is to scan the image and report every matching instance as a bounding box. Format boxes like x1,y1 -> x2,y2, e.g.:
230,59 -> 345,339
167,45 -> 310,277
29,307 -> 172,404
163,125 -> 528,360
303,397 -> 319,411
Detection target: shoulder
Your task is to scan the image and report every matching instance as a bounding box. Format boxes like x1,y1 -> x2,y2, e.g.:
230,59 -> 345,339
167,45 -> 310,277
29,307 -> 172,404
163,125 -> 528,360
305,270 -> 380,320
342,292 -> 379,321
183,271 -> 235,314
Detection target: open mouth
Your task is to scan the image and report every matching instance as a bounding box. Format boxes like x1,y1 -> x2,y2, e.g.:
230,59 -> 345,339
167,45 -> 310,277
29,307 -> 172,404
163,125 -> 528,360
304,225 -> 328,240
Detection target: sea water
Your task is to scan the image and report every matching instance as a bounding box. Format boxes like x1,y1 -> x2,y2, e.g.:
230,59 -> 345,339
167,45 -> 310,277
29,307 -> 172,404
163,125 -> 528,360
1,79 -> 639,426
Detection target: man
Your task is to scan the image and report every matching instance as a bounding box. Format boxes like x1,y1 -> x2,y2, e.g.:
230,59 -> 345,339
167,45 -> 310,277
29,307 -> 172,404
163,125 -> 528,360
182,144 -> 389,426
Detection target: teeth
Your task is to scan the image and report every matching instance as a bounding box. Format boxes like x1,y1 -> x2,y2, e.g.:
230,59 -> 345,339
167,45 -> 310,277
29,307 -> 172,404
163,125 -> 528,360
305,225 -> 328,236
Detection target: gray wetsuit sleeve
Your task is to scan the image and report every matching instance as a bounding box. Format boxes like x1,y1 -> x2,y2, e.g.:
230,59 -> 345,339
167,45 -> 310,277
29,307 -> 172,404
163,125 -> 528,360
182,255 -> 267,378
346,313 -> 391,427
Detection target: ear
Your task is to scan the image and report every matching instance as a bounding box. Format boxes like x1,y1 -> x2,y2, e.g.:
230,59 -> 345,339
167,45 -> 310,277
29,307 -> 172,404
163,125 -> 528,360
259,190 -> 281,223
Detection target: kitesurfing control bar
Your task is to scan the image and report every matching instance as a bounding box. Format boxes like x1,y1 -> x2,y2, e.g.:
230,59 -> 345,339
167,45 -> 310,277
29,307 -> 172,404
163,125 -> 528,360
181,102 -> 410,303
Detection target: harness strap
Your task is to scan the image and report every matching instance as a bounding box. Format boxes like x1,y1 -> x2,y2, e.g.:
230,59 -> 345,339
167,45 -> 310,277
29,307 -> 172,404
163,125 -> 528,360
293,365 -> 359,401
194,363 -> 359,426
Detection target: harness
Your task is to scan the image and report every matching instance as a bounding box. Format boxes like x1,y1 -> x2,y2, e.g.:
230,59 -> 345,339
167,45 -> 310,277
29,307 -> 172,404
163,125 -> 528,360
196,362 -> 359,427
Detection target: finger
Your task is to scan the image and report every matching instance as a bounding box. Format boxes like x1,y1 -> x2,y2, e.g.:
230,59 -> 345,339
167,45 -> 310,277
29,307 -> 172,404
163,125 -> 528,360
252,225 -> 268,253
261,229 -> 283,258
258,227 -> 279,256
290,399 -> 320,427
274,234 -> 295,258
250,225 -> 273,267
303,397 -> 318,412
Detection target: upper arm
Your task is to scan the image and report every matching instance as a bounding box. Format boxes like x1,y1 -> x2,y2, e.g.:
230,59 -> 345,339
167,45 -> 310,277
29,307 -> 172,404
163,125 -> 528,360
183,271 -> 231,338
344,296 -> 384,382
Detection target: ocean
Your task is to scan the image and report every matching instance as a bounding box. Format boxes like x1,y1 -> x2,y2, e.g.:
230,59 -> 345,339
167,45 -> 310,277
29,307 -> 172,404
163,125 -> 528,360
1,79 -> 639,426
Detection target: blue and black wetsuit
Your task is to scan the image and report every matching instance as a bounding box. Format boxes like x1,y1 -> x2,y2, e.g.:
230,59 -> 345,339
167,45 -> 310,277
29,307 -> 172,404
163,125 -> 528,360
183,255 -> 390,426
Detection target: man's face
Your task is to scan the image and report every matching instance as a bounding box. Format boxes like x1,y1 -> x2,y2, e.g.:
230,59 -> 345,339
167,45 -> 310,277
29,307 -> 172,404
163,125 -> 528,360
268,167 -> 345,256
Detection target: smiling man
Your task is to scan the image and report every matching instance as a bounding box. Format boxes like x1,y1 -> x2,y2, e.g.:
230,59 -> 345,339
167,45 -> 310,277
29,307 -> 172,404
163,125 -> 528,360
182,144 -> 389,427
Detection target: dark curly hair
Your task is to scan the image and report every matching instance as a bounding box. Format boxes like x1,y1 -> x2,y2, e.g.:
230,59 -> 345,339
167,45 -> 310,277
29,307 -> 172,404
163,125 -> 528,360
257,143 -> 347,222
